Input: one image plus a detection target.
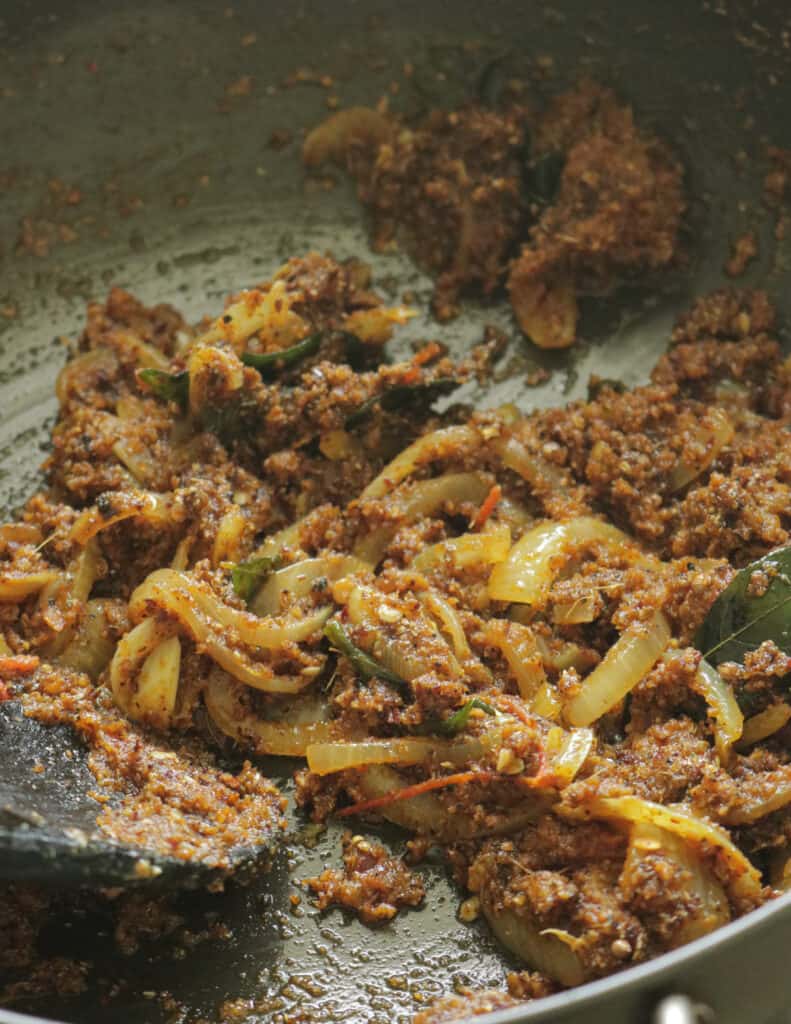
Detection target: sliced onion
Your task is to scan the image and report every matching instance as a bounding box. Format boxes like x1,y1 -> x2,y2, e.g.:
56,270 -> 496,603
132,634 -> 182,728
344,582 -> 458,681
488,516 -> 634,606
568,795 -> 763,904
541,726 -> 595,788
739,703 -> 791,747
307,732 -> 493,775
342,306 -> 416,345
486,619 -> 546,701
420,591 -> 471,660
552,594 -> 597,625
130,568 -> 329,650
128,568 -> 330,694
354,472 -> 491,565
532,683 -> 563,720
481,905 -> 586,987
204,674 -> 336,756
564,613 -> 671,728
0,570 -> 59,602
112,438 -> 156,486
110,616 -> 172,713
57,598 -> 120,681
198,279 -> 307,354
56,348 -> 117,406
491,432 -> 569,493
114,330 -> 171,371
693,657 -> 743,762
361,425 -> 482,500
669,409 -> 734,492
251,554 -> 368,617
39,539 -> 103,658
508,274 -> 578,351
353,764 -> 547,841
251,514 -> 310,562
716,766 -> 791,826
620,821 -> 730,946
412,523 -> 511,573
211,506 -> 248,566
69,491 -> 170,545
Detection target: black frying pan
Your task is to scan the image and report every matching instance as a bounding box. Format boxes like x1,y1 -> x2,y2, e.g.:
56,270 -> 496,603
1,2 -> 790,1022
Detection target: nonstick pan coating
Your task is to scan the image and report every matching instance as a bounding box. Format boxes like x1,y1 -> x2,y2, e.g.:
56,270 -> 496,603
1,2 -> 790,1022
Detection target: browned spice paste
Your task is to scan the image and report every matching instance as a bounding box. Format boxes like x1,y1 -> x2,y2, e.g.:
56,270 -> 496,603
1,76 -> 790,1023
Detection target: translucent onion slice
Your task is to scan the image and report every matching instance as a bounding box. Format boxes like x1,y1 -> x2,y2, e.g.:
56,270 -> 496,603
552,594 -> 597,625
110,616 -> 172,715
620,821 -> 730,946
564,613 -> 671,728
204,675 -> 336,757
198,279 -> 307,354
412,523 -> 511,573
307,732 -> 493,775
69,491 -> 170,545
112,438 -> 156,486
251,514 -> 310,563
0,570 -> 59,602
488,516 -> 633,606
56,348 -> 117,406
568,795 -> 762,904
481,905 -> 586,987
716,767 -> 791,826
669,409 -> 734,492
128,568 -> 330,693
486,619 -> 546,701
353,764 -> 547,841
491,432 -> 569,493
532,683 -> 563,720
344,582 -> 459,681
361,425 -> 481,500
342,306 -> 416,345
130,568 -> 329,650
420,591 -> 471,660
354,472 -> 491,565
251,554 -> 368,617
739,703 -> 791,748
57,598 -> 120,681
211,506 -> 247,567
40,539 -> 103,658
133,634 -> 182,728
540,726 -> 595,788
693,657 -> 743,762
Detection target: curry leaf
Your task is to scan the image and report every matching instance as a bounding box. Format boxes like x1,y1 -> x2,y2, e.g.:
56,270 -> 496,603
345,377 -> 458,429
436,697 -> 496,736
696,546 -> 791,666
231,555 -> 281,603
138,368 -> 189,407
323,620 -> 406,688
241,332 -> 321,374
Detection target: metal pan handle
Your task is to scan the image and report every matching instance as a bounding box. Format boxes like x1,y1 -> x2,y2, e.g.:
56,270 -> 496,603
653,995 -> 715,1024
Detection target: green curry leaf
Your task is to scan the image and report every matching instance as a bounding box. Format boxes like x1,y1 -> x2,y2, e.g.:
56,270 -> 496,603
696,545 -> 791,666
241,332 -> 321,374
138,368 -> 189,407
436,697 -> 496,736
231,555 -> 282,603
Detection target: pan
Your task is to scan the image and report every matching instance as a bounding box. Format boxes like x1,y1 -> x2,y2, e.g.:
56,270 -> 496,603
0,1 -> 790,1022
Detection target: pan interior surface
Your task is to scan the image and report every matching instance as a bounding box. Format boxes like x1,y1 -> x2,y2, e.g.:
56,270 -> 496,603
1,2 -> 790,1023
